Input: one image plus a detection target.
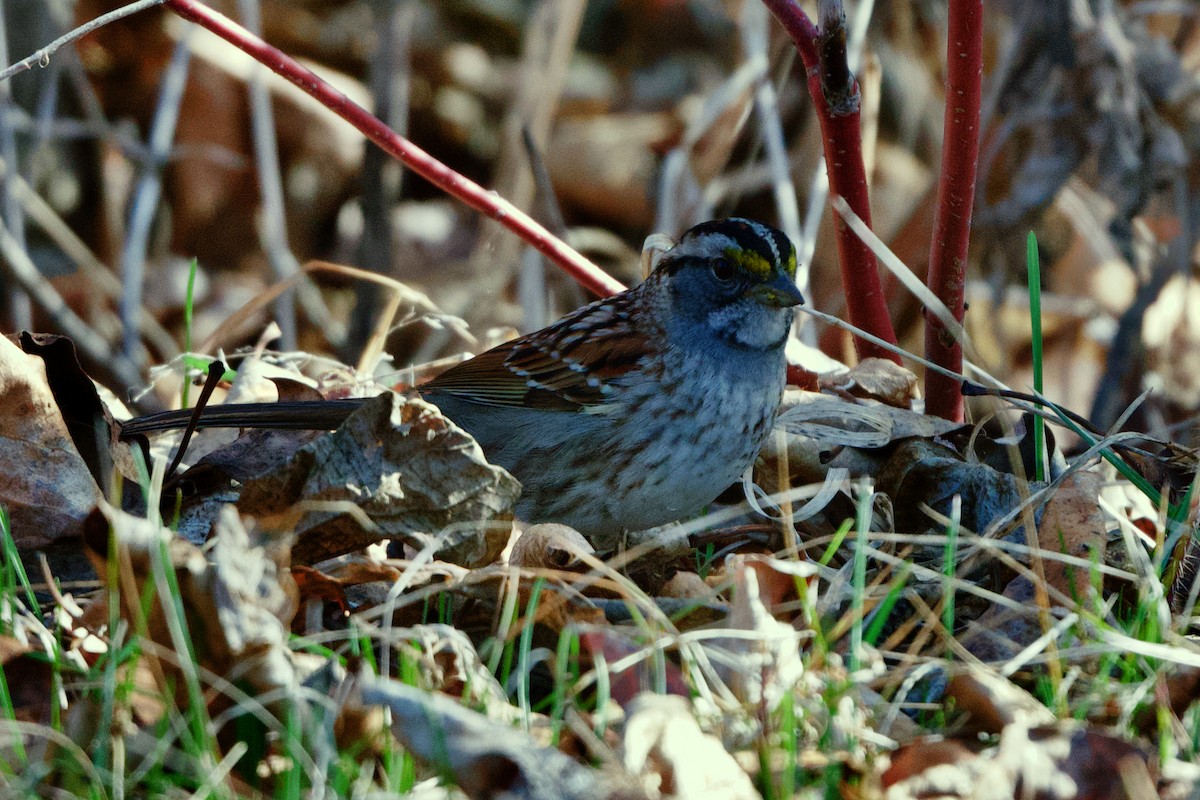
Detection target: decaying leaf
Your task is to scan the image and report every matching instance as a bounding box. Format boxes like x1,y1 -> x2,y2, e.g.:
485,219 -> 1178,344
774,389 -> 968,484
883,723 -> 1156,800
82,503 -> 299,711
1034,470 -> 1107,602
823,357 -> 919,408
509,523 -> 594,570
705,554 -> 813,708
875,438 -> 1035,545
945,667 -> 1056,736
358,674 -> 647,800
0,335 -> 102,550
176,392 -> 519,566
620,693 -> 758,800
961,471 -> 1106,663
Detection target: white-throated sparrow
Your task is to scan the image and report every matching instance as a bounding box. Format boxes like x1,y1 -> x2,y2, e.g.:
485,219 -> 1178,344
421,217 -> 802,540
122,218 -> 802,542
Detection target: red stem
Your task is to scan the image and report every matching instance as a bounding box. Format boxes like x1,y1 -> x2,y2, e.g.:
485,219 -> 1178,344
762,0 -> 899,364
923,0 -> 983,421
162,0 -> 625,298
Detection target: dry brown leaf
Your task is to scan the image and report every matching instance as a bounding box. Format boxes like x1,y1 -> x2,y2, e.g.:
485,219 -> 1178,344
546,112 -> 680,229
824,357 -> 919,408
705,554 -> 812,708
509,523 -> 594,570
945,667 -> 1057,736
580,629 -> 689,706
659,571 -> 712,600
175,392 -> 519,565
0,636 -> 54,726
620,693 -> 758,800
359,674 -> 647,800
963,470 -> 1107,661
0,335 -> 101,550
883,723 -> 1156,800
1036,470 -> 1106,602
81,503 -> 299,711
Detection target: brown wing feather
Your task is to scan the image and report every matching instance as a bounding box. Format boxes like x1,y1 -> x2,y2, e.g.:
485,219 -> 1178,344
423,290 -> 651,411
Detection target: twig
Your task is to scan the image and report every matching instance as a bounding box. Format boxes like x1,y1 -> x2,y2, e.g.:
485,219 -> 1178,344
350,0 -> 415,355
762,0 -> 899,362
117,26 -> 194,366
923,0 -> 984,421
0,224 -> 142,388
466,0 -> 587,316
163,0 -> 623,298
0,8 -> 31,328
238,0 -> 298,349
740,3 -> 802,253
0,0 -> 169,83
0,155 -> 178,357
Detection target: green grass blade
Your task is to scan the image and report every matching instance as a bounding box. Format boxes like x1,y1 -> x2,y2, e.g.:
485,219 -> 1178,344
1027,232 -> 1046,482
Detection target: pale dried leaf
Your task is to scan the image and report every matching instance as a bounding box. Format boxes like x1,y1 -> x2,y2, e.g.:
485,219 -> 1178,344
706,555 -> 812,707
621,693 -> 758,800
1036,470 -> 1106,602
945,667 -> 1056,736
509,523 -> 593,569
229,392 -> 519,565
825,357 -> 919,408
659,571 -> 711,600
775,389 -> 964,449
0,335 -> 101,550
83,503 -> 298,704
359,675 -> 644,800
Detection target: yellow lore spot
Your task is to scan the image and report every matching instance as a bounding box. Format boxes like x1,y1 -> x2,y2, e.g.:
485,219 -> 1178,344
723,246 -> 797,279
724,247 -> 773,279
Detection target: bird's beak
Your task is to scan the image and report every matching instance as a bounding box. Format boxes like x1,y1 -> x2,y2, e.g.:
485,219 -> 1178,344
747,272 -> 805,308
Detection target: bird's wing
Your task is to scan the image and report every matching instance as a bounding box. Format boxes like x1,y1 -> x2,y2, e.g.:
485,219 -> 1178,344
421,296 -> 648,411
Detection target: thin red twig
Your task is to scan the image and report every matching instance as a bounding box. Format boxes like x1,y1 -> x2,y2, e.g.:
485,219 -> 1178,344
762,0 -> 899,364
162,0 -> 625,298
924,0 -> 983,421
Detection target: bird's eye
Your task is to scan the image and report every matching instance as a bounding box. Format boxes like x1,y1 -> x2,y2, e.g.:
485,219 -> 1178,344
710,260 -> 736,282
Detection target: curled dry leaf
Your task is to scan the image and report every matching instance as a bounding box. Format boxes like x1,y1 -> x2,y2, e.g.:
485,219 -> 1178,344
620,693 -> 758,800
659,570 -> 712,600
945,667 -> 1057,736
961,470 -> 1106,663
358,674 -> 647,800
875,438 -> 1034,545
82,503 -> 298,712
775,389 -> 967,484
187,392 -> 519,566
705,554 -> 813,708
0,335 -> 102,551
509,523 -> 594,570
883,723 -> 1156,800
824,357 -> 919,408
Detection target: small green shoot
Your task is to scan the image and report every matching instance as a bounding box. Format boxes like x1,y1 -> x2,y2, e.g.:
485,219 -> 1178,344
1026,232 -> 1046,482
942,496 -> 961,650
863,564 -> 912,647
515,577 -> 545,725
181,257 -> 199,408
849,483 -> 872,673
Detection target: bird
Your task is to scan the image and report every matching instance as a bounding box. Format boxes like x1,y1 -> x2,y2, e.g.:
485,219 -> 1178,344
122,218 -> 803,542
